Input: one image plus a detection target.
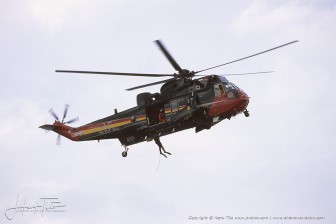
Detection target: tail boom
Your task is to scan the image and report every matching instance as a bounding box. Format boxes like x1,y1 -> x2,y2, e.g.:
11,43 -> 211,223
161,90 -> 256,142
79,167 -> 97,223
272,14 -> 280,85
39,121 -> 80,141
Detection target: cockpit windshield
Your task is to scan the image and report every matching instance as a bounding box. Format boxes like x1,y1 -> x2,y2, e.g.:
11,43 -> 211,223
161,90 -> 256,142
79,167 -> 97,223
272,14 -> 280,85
231,83 -> 240,90
219,76 -> 229,82
223,83 -> 235,92
222,82 -> 240,99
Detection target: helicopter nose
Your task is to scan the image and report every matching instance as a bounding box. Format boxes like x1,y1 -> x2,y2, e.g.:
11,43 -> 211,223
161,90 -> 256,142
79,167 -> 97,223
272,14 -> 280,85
238,90 -> 249,109
240,90 -> 249,101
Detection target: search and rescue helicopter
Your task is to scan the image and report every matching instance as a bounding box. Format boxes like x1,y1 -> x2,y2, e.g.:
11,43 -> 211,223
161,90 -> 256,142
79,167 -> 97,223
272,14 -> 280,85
40,40 -> 298,158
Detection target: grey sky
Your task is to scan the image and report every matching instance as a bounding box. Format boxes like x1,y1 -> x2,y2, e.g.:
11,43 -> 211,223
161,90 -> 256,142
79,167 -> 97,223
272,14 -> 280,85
1,0 -> 335,223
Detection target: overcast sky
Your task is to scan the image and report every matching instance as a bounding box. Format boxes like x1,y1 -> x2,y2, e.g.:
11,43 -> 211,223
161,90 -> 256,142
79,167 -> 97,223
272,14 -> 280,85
1,0 -> 335,223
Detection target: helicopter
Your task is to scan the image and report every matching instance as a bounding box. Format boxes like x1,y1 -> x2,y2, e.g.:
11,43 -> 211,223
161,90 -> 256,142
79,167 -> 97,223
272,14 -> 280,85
40,40 -> 298,158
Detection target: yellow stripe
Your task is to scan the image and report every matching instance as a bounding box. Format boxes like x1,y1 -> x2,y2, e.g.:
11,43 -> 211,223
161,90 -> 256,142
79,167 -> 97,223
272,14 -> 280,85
165,108 -> 172,113
82,116 -> 146,136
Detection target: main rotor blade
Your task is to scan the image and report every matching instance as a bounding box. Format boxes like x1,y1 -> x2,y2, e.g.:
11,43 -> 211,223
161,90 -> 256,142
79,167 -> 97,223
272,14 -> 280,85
195,40 -> 299,74
126,78 -> 175,91
62,104 -> 69,123
222,71 -> 274,76
155,40 -> 185,75
194,71 -> 274,77
56,70 -> 175,77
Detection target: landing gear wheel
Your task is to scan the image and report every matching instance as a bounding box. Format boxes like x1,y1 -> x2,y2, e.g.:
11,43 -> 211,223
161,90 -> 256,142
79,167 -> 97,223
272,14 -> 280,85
122,146 -> 129,157
244,110 -> 250,117
122,151 -> 128,157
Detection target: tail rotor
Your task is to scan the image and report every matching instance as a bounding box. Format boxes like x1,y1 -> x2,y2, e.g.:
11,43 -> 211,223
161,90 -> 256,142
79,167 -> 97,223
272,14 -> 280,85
47,104 -> 79,145
49,108 -> 59,121
56,134 -> 61,145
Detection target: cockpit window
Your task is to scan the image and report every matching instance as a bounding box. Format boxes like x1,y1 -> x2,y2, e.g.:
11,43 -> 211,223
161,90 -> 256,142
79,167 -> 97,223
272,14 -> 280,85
223,83 -> 234,91
214,84 -> 225,96
223,82 -> 239,99
231,83 -> 240,90
223,82 -> 239,90
219,85 -> 225,94
219,76 -> 229,82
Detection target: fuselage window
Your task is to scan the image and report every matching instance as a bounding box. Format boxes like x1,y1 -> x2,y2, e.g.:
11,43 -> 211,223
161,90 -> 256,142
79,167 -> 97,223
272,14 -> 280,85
171,100 -> 178,113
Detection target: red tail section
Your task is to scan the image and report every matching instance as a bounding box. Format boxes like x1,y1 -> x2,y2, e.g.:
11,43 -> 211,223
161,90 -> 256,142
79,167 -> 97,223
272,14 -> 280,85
39,121 -> 80,141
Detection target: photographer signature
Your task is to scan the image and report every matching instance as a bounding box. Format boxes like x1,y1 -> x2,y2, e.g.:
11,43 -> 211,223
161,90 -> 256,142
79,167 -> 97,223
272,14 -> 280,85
4,194 -> 66,220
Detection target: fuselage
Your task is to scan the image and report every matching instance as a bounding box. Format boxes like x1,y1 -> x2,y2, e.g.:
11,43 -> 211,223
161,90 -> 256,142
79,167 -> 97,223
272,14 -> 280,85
45,75 -> 249,147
